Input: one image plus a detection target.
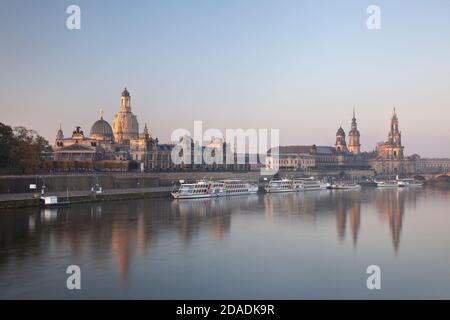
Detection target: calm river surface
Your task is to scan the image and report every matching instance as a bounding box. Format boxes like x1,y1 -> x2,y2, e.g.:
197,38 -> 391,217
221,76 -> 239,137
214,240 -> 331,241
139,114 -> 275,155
1,187 -> 450,299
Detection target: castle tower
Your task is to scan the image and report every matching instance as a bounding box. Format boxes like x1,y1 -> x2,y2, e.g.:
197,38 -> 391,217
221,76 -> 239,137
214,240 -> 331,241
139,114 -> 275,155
335,127 -> 348,153
348,108 -> 361,154
112,88 -> 139,144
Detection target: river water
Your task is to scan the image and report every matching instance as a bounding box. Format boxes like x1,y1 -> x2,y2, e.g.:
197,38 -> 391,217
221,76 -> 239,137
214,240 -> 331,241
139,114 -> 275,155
1,187 -> 450,299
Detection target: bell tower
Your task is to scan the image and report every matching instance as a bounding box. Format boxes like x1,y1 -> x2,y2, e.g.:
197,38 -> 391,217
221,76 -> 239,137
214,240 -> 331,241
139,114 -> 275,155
388,108 -> 401,147
348,108 -> 361,154
376,108 -> 404,160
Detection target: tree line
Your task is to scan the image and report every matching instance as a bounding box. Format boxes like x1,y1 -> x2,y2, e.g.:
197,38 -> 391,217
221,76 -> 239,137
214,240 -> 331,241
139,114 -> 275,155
0,122 -> 51,172
41,160 -> 128,172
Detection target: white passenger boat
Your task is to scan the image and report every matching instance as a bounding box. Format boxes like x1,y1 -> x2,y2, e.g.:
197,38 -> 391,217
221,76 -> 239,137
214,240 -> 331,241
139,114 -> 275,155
265,177 -> 328,193
397,179 -> 424,187
293,177 -> 328,191
265,179 -> 295,193
375,180 -> 398,188
330,183 -> 361,190
171,180 -> 258,199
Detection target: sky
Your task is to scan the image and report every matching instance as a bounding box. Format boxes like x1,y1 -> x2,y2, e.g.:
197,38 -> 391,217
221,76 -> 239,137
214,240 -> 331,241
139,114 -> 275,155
1,0 -> 450,157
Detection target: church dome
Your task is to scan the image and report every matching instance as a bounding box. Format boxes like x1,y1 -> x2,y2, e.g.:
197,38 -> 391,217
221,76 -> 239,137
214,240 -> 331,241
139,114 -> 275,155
90,117 -> 114,141
336,127 -> 345,136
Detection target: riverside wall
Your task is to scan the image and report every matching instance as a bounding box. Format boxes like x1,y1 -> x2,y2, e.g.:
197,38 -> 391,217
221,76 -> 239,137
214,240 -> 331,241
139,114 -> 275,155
0,172 -> 261,194
0,168 -> 387,194
0,189 -> 171,209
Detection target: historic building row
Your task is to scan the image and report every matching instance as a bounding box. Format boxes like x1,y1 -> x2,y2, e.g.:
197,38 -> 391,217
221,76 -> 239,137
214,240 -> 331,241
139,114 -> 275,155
52,88 -> 255,171
52,88 -> 450,175
267,109 -> 450,176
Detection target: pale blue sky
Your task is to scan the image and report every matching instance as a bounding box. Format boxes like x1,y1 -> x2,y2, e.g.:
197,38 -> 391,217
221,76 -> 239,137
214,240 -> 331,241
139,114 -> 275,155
1,0 -> 450,156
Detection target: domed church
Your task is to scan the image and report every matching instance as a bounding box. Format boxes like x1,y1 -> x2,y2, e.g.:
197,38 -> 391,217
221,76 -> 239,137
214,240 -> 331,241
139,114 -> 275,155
53,88 -> 165,164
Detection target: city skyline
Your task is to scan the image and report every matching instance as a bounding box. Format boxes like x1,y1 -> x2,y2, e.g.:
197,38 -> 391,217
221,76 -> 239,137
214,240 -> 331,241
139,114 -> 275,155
1,1 -> 450,157
51,87 -> 435,158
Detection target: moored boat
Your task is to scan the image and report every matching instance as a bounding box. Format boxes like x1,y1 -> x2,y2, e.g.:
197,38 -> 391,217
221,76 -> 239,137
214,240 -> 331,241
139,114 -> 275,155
265,179 -> 295,193
39,186 -> 70,207
397,178 -> 423,187
375,180 -> 398,188
171,180 -> 258,199
293,177 -> 328,191
39,196 -> 70,207
330,183 -> 361,190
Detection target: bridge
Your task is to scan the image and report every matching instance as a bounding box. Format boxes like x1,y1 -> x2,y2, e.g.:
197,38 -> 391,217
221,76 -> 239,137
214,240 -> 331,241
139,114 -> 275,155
414,172 -> 450,181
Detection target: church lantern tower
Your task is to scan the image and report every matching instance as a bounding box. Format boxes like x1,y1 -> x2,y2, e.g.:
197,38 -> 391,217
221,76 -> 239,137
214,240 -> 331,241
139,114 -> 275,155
112,88 -> 139,144
348,108 -> 361,154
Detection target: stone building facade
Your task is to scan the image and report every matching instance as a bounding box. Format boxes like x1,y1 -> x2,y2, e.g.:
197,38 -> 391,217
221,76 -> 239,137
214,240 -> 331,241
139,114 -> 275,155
53,126 -> 97,161
265,151 -> 315,170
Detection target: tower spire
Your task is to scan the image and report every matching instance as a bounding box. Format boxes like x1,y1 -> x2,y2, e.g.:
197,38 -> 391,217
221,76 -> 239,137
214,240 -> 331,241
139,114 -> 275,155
348,107 -> 360,154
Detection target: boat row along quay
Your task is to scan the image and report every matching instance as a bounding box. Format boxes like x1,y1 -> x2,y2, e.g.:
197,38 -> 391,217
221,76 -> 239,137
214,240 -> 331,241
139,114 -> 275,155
0,175 -> 430,209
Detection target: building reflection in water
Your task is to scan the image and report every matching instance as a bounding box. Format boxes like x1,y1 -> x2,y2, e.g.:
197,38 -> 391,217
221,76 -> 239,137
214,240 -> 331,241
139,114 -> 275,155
170,196 -> 259,243
263,191 -> 331,224
262,188 -> 425,252
263,190 -> 362,245
373,188 -> 421,253
332,191 -> 361,245
0,196 -> 251,284
0,187 -> 429,286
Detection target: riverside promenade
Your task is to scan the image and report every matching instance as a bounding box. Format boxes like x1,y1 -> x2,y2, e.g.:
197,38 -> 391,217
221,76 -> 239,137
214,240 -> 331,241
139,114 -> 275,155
0,186 -> 173,209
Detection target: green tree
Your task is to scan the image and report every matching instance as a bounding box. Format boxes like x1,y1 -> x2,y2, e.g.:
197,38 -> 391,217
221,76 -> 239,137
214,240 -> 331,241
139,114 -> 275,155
0,123 -> 15,168
9,126 -> 51,171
